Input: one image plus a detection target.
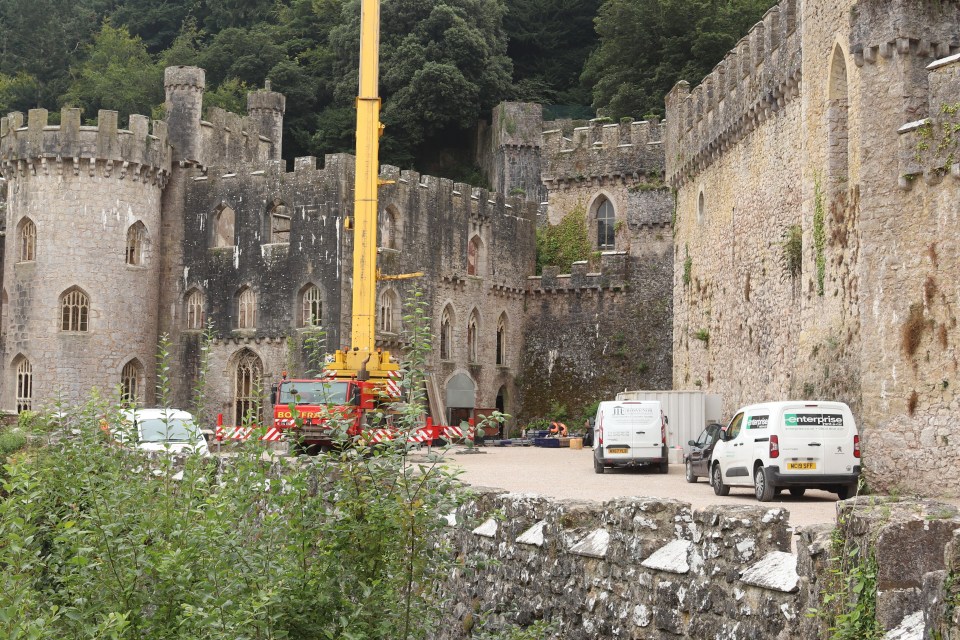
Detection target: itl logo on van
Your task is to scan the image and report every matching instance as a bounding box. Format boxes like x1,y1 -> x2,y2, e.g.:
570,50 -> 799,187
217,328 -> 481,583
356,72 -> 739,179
612,406 -> 656,417
784,413 -> 844,428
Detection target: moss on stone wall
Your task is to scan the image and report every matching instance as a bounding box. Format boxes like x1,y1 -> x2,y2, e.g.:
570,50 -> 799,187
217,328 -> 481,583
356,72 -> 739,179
535,204 -> 592,274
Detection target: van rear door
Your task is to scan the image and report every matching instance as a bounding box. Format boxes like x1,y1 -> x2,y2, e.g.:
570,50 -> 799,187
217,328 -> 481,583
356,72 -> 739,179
778,404 -> 849,476
620,402 -> 662,460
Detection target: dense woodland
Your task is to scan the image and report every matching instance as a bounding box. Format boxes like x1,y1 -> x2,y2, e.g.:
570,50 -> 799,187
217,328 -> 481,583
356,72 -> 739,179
0,0 -> 774,179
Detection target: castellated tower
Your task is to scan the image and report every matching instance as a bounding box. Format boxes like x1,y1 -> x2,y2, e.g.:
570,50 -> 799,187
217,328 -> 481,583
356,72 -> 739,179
0,107 -> 172,410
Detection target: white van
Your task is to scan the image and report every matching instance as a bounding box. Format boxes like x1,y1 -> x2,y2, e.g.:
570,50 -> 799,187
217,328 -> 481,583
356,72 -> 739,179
592,400 -> 668,474
710,401 -> 861,501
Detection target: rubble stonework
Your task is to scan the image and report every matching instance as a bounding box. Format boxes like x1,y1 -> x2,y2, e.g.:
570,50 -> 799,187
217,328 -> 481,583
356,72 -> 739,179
665,0 -> 960,495
436,490 -> 960,639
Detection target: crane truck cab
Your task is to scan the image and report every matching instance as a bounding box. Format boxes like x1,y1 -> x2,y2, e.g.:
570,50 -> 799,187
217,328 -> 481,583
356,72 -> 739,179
592,400 -> 669,474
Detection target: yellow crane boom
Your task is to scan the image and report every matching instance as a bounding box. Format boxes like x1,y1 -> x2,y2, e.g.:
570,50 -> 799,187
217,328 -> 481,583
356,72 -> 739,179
326,0 -> 398,380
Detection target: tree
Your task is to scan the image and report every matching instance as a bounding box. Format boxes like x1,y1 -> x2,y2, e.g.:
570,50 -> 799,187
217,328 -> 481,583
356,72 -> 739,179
326,0 -> 513,171
503,0 -> 601,106
582,0 -> 774,120
61,22 -> 164,124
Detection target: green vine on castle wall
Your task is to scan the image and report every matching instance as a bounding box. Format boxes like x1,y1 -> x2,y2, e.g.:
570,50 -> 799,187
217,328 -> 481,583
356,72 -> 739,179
912,102 -> 960,171
535,204 -> 592,274
814,175 -> 826,296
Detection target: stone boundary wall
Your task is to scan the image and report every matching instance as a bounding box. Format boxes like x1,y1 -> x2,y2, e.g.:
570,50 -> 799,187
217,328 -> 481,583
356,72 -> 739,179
665,0 -> 800,190
438,489 -> 960,640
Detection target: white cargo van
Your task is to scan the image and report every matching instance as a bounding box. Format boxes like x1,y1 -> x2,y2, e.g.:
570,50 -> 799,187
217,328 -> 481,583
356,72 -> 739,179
592,400 -> 668,474
710,401 -> 861,501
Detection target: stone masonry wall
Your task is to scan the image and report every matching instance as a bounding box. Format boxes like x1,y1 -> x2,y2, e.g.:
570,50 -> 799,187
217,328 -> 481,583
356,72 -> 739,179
436,490 -> 960,639
665,0 -> 960,495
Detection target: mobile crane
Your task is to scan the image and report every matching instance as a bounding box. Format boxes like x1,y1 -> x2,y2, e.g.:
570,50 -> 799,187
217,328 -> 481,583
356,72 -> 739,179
269,0 -> 441,449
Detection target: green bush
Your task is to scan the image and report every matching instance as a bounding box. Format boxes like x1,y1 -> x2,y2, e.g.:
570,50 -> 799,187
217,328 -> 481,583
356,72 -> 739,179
0,290 -> 468,640
0,430 -> 26,457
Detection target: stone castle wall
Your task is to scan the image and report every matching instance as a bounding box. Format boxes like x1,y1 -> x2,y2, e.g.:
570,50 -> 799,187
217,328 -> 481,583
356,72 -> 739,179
436,489 -> 960,639
0,107 -> 171,408
665,0 -> 960,495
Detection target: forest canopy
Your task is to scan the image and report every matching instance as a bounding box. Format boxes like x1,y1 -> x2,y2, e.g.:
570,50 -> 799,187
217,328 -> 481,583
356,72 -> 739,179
0,0 -> 774,177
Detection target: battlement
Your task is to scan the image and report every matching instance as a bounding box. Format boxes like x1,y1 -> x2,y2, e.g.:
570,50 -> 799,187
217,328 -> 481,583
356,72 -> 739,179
283,153 -> 538,225
665,0 -> 802,188
0,107 -> 171,181
526,253 -> 629,293
197,106 -> 280,169
492,102 -> 543,149
541,118 -> 666,184
897,53 -> 960,188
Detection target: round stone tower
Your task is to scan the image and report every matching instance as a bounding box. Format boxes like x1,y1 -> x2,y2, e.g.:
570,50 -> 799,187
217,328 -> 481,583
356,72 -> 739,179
163,66 -> 205,163
0,107 -> 172,411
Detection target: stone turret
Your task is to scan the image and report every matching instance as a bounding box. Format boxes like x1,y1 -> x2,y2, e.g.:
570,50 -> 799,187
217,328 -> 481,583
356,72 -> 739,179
247,82 -> 286,162
0,107 -> 173,409
164,65 -> 205,163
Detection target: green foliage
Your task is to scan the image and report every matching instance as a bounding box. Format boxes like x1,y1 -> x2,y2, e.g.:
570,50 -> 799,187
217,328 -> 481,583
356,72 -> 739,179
0,430 -> 27,457
0,72 -> 39,114
203,77 -> 249,115
814,175 -> 827,295
61,21 -> 164,124
809,504 -> 884,640
682,250 -> 692,287
693,328 -> 709,344
582,0 -> 775,119
783,224 -> 803,277
0,289 -> 468,639
535,205 -> 591,274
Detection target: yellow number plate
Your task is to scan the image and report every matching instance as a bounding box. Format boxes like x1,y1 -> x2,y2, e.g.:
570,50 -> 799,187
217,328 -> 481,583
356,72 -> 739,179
607,447 -> 628,454
787,462 -> 817,470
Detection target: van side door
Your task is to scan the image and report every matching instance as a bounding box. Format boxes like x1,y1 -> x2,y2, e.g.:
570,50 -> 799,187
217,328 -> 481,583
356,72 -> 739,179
719,412 -> 750,485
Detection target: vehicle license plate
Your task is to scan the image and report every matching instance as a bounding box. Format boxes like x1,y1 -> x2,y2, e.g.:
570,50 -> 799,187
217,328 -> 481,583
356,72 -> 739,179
607,447 -> 628,454
787,462 -> 816,470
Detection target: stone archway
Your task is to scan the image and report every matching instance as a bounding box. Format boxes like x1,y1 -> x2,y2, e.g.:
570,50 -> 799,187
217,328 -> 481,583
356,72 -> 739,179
446,372 -> 476,425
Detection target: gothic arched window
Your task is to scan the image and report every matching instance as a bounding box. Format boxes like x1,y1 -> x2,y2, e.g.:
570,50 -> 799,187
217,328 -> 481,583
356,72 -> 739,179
233,350 -> 263,426
596,198 -> 615,249
60,288 -> 89,332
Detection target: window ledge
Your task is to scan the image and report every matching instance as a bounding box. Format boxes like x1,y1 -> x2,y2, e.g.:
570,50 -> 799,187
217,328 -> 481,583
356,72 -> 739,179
378,247 -> 401,255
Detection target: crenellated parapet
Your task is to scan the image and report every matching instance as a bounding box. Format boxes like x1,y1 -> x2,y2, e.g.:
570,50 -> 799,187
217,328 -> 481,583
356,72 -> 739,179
278,153 -> 538,226
665,0 -> 802,188
849,0 -> 960,69
897,53 -> 960,189
541,118 -> 666,186
0,107 -> 171,185
526,253 -> 629,293
163,65 -> 284,169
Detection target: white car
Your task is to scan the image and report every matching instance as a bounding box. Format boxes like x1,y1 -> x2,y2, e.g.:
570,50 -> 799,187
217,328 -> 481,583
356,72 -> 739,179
114,408 -> 210,456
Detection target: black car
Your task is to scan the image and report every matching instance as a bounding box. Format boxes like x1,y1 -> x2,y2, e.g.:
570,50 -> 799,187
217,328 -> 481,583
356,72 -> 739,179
684,423 -> 723,483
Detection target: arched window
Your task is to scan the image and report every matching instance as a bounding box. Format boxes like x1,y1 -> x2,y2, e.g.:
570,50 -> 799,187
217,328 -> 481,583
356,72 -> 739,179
301,284 -> 322,327
14,356 -> 32,413
440,307 -> 453,360
18,218 -> 36,262
828,45 -> 849,188
496,314 -> 507,366
233,349 -> 263,426
1,289 -> 7,336
596,198 -> 615,249
60,288 -> 89,332
697,191 -> 705,224
214,205 -> 235,248
185,289 -> 205,330
237,288 -> 256,329
467,235 -> 486,276
467,311 -> 479,363
126,221 -> 147,266
380,208 -> 397,250
379,288 -> 400,334
121,359 -> 143,404
270,201 -> 291,244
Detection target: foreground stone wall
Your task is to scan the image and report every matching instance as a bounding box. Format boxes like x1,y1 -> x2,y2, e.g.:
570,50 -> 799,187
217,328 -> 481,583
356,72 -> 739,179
438,490 -> 960,639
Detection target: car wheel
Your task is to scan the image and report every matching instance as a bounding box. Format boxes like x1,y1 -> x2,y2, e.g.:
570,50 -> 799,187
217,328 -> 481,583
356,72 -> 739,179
685,460 -> 698,483
789,487 -> 806,498
594,456 -> 605,474
836,483 -> 857,500
712,464 -> 730,496
754,466 -> 775,502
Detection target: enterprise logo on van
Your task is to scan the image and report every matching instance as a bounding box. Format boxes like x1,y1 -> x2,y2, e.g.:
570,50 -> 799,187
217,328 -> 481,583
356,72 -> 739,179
784,413 -> 844,428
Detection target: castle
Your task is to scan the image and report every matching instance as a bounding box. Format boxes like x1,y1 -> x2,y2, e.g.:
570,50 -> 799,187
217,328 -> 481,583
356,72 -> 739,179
0,66 -> 673,433
665,0 -> 960,495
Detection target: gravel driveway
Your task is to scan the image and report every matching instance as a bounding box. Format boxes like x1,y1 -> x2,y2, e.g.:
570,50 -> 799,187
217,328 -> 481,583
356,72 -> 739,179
438,444 -> 842,531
